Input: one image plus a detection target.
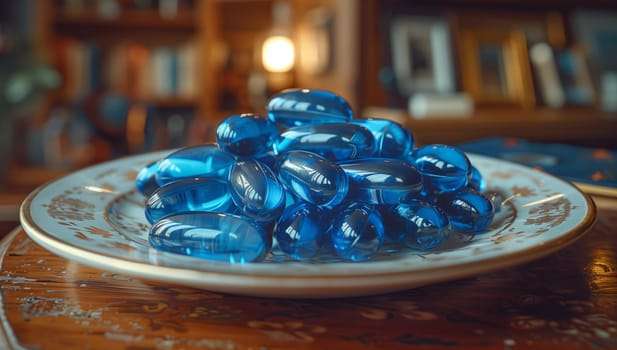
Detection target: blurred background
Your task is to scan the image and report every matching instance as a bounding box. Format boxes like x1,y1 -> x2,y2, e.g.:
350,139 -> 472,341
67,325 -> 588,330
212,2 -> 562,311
0,0 -> 616,229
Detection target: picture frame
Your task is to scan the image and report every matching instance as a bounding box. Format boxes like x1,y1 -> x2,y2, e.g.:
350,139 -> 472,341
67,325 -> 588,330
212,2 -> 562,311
450,10 -> 567,49
457,29 -> 536,108
529,42 -> 566,108
389,16 -> 455,96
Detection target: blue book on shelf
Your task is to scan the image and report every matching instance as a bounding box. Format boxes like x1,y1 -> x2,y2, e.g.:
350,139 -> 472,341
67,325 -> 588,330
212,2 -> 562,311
457,137 -> 617,197
169,50 -> 179,94
88,42 -> 101,92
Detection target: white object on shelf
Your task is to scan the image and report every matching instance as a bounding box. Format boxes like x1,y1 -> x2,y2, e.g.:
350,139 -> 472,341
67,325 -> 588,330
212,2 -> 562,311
408,93 -> 473,118
529,42 -> 566,108
159,0 -> 179,19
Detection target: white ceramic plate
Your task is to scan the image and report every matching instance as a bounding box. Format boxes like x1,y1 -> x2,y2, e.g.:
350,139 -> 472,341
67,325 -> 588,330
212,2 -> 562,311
20,151 -> 597,298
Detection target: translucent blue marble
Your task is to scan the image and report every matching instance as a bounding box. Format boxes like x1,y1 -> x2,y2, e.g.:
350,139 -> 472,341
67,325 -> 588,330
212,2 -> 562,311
266,88 -> 353,128
382,200 -> 451,250
274,202 -> 329,261
277,151 -> 348,208
438,189 -> 495,233
274,123 -> 375,161
156,145 -> 236,186
408,144 -> 471,195
352,118 -> 414,158
468,166 -> 486,192
229,159 -> 286,222
331,203 -> 384,261
216,113 -> 279,157
339,158 -> 423,204
149,211 -> 271,263
135,160 -> 160,197
144,177 -> 233,224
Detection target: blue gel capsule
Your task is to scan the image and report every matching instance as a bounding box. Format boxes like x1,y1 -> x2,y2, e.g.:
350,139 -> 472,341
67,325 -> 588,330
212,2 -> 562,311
277,151 -> 348,208
135,160 -> 161,197
149,211 -> 271,263
284,191 -> 298,208
331,202 -> 384,261
229,159 -> 286,222
266,88 -> 353,128
145,177 -> 234,224
156,144 -> 236,186
352,118 -> 414,158
438,189 -> 495,233
338,158 -> 423,204
382,200 -> 451,250
216,113 -> 279,157
274,123 -> 375,161
468,166 -> 486,192
274,202 -> 329,261
250,150 -> 278,171
485,191 -> 505,214
408,144 -> 471,195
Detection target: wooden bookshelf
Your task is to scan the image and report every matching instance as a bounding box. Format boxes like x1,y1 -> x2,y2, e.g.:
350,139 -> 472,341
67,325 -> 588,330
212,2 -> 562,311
36,0 -> 219,121
357,0 -> 617,150
0,1 -> 219,211
53,9 -> 197,31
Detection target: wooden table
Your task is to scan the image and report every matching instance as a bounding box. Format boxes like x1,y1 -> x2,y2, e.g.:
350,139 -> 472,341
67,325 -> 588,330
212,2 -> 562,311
0,197 -> 616,349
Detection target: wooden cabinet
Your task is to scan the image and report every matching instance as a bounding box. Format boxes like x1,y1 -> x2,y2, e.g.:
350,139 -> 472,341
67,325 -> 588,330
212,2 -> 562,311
11,0 -> 287,169
38,0 -> 218,120
34,0 -> 304,135
1,1 -> 222,217
357,0 -> 617,149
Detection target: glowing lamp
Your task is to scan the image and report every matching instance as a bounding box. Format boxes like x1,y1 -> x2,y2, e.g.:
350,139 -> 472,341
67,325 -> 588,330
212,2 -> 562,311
262,35 -> 295,73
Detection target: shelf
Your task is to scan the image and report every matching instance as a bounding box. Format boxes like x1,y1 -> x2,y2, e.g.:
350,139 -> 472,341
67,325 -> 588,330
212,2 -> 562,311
53,9 -> 196,32
48,93 -> 197,109
151,97 -> 197,108
363,106 -> 617,149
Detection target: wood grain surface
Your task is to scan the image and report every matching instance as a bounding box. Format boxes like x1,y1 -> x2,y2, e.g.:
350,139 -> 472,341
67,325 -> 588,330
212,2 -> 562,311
0,197 -> 616,349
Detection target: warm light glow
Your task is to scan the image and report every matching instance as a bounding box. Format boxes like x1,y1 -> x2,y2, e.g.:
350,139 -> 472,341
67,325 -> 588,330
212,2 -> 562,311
262,35 -> 295,73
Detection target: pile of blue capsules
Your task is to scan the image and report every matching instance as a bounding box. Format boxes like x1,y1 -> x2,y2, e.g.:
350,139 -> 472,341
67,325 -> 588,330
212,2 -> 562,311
135,88 -> 495,263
